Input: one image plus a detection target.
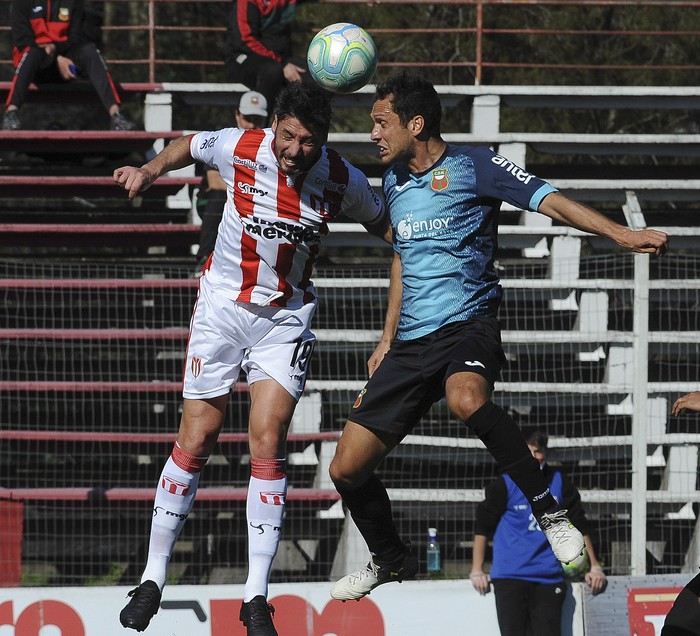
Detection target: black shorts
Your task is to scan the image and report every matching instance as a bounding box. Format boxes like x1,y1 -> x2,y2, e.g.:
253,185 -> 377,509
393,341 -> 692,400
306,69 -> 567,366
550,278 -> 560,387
349,318 -> 506,437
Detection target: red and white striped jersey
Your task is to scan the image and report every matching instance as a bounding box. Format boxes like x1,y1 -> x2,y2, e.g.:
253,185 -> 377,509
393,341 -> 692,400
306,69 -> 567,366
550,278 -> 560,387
190,127 -> 384,307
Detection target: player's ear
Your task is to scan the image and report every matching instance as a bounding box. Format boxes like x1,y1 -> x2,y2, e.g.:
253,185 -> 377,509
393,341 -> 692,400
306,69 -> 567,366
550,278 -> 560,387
271,115 -> 279,133
410,115 -> 425,138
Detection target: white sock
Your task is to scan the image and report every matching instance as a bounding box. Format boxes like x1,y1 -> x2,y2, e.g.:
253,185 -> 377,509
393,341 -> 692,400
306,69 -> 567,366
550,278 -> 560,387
243,461 -> 287,602
140,455 -> 201,590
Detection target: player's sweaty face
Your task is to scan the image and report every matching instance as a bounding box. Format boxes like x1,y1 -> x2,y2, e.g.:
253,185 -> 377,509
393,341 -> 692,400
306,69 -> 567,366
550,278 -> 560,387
272,115 -> 324,177
370,97 -> 413,164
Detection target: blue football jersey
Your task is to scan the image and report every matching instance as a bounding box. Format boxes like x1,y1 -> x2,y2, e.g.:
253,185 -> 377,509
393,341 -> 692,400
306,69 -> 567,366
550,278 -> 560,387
490,472 -> 565,584
383,144 -> 557,340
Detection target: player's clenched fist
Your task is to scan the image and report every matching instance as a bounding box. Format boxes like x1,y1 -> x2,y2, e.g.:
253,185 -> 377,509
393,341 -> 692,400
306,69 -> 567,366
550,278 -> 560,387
113,166 -> 155,200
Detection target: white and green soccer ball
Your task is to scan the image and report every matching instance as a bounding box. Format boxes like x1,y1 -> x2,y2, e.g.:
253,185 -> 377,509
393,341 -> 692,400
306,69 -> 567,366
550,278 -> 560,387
561,550 -> 590,581
307,22 -> 378,94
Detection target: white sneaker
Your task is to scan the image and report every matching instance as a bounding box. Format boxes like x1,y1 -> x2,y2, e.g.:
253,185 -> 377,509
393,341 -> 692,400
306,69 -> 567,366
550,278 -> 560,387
539,509 -> 585,564
331,552 -> 418,601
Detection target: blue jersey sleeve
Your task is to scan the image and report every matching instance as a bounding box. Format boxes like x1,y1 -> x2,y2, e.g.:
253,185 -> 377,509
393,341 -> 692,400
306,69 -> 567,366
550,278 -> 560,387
470,146 -> 557,212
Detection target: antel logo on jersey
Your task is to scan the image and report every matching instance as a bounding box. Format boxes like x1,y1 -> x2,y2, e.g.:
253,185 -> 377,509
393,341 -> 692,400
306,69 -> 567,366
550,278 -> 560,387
491,154 -> 535,184
233,155 -> 268,173
396,212 -> 453,240
259,491 -> 286,505
315,177 -> 347,193
161,475 -> 190,496
238,182 -> 268,197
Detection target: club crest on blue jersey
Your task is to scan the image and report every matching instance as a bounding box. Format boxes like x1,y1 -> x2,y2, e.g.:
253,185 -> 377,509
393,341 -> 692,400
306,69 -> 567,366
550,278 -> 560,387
431,168 -> 449,191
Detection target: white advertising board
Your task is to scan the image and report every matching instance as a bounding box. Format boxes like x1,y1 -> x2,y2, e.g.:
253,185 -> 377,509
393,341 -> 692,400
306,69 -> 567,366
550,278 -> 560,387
0,579 -> 585,636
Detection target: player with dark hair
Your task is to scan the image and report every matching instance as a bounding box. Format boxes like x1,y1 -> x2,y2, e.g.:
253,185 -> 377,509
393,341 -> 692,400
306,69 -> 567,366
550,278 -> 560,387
114,80 -> 389,636
328,71 -> 669,601
471,427 -> 606,636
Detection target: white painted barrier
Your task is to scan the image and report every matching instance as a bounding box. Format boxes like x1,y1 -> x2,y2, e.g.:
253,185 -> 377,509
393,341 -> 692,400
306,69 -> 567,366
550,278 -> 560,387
0,579 -> 581,636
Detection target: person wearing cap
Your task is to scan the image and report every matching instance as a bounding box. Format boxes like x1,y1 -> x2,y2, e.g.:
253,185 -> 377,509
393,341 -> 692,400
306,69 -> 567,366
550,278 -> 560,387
195,90 -> 268,268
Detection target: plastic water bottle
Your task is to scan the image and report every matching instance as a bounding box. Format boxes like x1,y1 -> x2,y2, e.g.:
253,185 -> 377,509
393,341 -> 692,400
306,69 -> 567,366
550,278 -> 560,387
426,527 -> 441,573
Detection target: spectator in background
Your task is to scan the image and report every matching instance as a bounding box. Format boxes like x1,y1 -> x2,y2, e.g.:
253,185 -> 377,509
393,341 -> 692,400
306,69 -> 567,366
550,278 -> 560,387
661,392 -> 700,636
226,0 -> 309,109
470,427 -> 607,636
195,90 -> 268,269
3,0 -> 134,131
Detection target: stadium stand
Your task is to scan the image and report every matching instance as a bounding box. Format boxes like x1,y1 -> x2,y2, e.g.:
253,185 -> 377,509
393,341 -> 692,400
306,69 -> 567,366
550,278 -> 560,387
2,0 -> 700,587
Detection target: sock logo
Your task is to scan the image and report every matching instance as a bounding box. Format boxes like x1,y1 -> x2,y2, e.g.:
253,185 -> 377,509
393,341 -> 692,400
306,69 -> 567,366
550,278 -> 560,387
259,491 -> 285,505
249,521 -> 282,534
154,506 -> 188,521
161,475 -> 190,496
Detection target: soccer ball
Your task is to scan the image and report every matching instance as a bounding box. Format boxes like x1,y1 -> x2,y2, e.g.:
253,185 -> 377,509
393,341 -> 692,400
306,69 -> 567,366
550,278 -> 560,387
561,550 -> 590,581
306,22 -> 378,94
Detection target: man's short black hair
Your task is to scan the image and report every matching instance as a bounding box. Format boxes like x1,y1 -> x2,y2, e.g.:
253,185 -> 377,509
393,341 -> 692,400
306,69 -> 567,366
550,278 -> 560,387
274,81 -> 333,140
374,72 -> 442,138
522,427 -> 549,450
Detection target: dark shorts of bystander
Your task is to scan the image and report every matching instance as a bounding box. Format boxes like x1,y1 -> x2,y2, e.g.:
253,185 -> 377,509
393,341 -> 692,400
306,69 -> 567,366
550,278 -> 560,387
349,317 -> 506,437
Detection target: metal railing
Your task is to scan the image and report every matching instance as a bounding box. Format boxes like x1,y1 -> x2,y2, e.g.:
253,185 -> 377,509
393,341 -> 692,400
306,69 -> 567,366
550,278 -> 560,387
2,0 -> 700,85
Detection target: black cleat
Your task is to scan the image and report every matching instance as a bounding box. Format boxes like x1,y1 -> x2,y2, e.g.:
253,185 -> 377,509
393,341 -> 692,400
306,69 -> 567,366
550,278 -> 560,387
119,580 -> 161,631
239,595 -> 278,636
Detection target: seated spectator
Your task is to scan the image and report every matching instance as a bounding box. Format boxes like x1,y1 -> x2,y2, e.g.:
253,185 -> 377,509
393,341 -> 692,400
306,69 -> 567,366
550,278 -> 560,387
195,90 -> 268,269
3,0 -> 134,131
226,0 -> 310,109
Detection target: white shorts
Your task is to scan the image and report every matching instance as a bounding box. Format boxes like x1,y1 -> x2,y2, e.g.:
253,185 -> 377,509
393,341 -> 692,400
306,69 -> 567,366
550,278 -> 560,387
183,278 -> 317,401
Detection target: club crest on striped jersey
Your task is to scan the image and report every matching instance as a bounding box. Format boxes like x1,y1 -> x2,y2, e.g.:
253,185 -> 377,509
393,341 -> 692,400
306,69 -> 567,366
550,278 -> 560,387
431,168 -> 449,191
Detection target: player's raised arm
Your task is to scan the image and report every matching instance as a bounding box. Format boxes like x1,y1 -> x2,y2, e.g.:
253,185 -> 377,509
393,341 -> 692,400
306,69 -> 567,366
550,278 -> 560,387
537,191 -> 669,256
113,135 -> 196,200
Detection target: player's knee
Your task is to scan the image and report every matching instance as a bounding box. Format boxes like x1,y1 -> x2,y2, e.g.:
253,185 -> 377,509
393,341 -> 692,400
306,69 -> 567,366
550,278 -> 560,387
448,392 -> 487,423
328,458 -> 358,492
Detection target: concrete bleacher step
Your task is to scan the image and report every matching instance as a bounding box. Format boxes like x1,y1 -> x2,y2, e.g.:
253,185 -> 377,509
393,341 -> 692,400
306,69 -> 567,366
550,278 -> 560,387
0,175 -> 200,198
0,130 -> 184,155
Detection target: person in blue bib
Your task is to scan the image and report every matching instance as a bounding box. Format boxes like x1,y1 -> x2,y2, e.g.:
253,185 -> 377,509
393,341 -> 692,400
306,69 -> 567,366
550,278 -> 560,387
471,428 -> 606,636
328,71 -> 668,602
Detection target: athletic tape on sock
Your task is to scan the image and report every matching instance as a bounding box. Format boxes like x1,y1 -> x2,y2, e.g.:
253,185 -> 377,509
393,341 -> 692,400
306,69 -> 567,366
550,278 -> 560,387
251,457 -> 286,480
171,442 -> 208,473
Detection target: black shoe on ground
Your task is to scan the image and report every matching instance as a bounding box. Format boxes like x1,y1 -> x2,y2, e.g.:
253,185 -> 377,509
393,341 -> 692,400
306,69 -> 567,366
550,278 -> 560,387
119,580 -> 162,631
240,595 -> 277,636
110,110 -> 136,131
2,110 -> 20,131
